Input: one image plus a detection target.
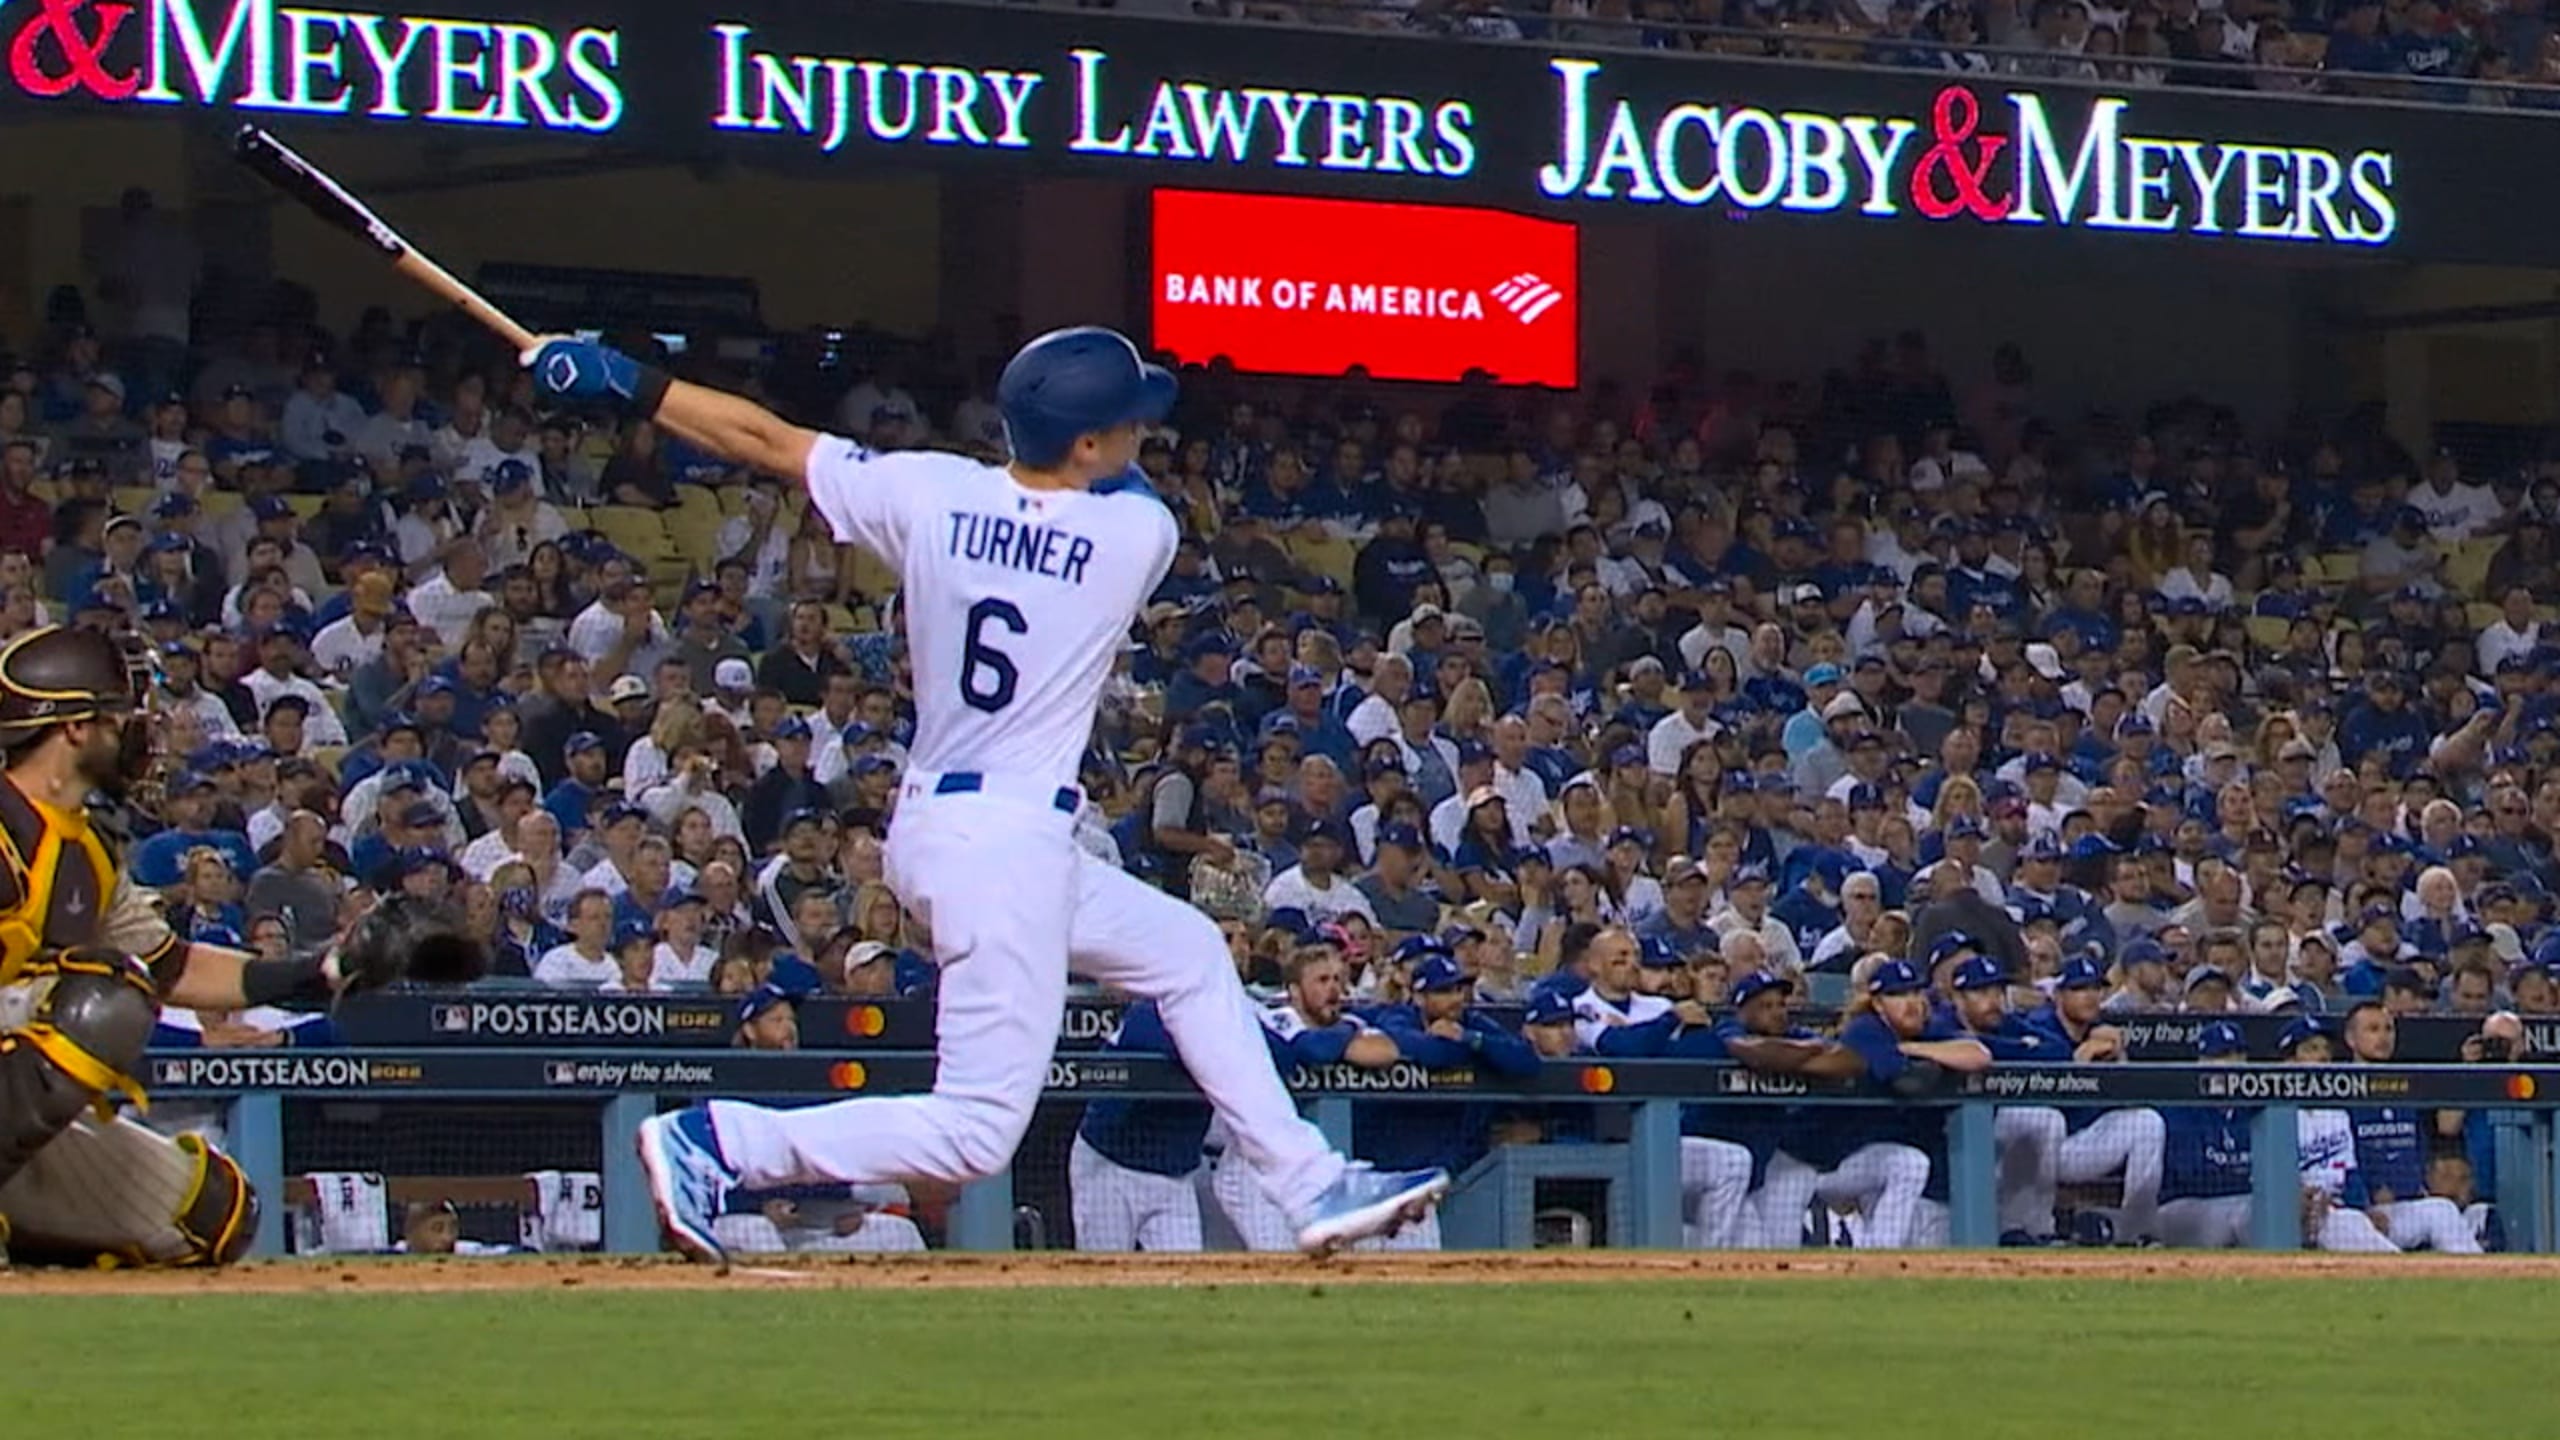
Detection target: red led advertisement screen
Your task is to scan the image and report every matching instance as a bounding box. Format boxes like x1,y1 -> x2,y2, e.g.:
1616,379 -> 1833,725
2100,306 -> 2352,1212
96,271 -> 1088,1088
1150,190 -> 1578,387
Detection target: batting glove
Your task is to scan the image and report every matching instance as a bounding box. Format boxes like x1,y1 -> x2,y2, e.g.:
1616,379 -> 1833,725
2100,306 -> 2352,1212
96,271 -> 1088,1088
522,335 -> 649,406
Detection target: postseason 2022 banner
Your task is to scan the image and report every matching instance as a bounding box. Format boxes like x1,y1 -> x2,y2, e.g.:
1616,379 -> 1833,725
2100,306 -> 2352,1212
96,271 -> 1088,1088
6,0 -> 2559,264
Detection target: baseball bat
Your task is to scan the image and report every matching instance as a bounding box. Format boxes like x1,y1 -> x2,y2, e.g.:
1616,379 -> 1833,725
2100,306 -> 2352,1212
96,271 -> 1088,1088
232,124 -> 538,354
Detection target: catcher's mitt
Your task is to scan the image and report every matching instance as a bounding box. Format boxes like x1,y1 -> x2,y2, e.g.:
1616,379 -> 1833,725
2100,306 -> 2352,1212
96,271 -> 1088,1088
333,894 -> 490,997
1888,1058 -> 1949,1099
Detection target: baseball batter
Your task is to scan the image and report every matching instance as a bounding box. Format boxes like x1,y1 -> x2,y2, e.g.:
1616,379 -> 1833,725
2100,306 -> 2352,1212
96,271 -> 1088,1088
524,329 -> 1446,1265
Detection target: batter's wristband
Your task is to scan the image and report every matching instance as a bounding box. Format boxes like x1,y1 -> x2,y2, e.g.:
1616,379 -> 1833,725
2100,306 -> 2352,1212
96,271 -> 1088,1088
631,364 -> 673,418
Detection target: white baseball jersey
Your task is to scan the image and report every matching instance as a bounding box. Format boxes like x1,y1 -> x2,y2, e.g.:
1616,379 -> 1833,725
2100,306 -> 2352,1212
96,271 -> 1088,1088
1571,987 -> 1671,1054
2297,1109 -> 2359,1198
805,439 -> 1176,789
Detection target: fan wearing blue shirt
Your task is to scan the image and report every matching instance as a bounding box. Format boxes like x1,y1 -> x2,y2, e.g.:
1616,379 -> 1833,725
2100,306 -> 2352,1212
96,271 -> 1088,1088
2337,671 -> 2433,773
542,731 -> 612,841
129,771 -> 259,885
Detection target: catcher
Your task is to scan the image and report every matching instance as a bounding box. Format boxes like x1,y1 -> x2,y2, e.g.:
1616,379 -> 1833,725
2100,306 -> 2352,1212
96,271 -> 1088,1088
0,626 -> 480,1268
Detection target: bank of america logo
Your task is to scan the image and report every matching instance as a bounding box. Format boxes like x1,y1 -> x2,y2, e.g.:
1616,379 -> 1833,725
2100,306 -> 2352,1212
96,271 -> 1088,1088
1489,273 -> 1564,325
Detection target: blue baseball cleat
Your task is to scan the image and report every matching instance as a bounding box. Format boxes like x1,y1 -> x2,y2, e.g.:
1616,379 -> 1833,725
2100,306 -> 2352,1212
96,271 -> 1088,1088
1294,1164 -> 1452,1258
635,1106 -> 737,1273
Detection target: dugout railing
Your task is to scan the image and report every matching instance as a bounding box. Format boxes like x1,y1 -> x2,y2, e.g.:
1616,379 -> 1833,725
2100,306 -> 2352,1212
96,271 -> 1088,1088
146,1048 -> 2560,1258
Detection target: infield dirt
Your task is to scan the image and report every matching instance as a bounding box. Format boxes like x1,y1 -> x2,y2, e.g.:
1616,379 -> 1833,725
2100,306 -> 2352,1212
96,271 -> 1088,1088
7,1247 -> 2552,1294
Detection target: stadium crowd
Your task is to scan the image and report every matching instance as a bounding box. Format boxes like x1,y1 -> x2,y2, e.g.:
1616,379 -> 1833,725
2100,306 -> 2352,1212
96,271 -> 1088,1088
6,190 -> 2556,1249
1019,0 -> 2560,108
10,219 -> 2560,1034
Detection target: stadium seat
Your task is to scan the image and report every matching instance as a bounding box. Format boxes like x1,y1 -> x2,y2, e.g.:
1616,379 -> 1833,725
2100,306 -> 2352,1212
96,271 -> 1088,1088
198,490 -> 243,519
588,505 -> 677,562
847,546 -> 896,599
2468,602 -> 2504,631
283,493 -> 324,520
2318,552 -> 2361,584
647,556 -> 696,594
1286,532 -> 1358,590
666,510 -> 727,570
673,484 -> 722,515
112,485 -> 154,517
2447,543 -> 2498,598
2244,615 -> 2291,651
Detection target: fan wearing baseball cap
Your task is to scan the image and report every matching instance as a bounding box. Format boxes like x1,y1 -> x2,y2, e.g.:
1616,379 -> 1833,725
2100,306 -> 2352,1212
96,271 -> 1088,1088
1261,818 -> 1376,929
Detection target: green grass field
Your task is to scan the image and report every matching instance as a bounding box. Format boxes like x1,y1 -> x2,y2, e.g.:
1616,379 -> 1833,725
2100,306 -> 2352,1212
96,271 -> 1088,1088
9,1275 -> 2539,1438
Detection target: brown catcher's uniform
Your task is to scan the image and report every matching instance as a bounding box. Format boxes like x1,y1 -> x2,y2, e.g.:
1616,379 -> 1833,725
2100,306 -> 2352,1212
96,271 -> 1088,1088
0,627 -> 254,1266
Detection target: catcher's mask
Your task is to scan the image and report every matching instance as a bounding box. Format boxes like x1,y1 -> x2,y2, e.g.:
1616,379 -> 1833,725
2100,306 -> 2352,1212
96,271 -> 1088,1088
0,625 -> 154,793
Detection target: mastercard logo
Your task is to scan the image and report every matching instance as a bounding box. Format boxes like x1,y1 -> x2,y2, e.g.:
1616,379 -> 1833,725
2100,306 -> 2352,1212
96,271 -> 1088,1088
829,1061 -> 868,1091
843,1006 -> 887,1038
2509,1075 -> 2538,1102
1579,1066 -> 1616,1095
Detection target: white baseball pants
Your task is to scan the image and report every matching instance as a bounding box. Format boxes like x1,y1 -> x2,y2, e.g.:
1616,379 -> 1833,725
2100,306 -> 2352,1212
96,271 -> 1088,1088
2156,1195 -> 2250,1248
710,788 -> 1345,1218
2312,1202 -> 2400,1252
1813,1142 -> 1933,1248
1678,1137 -> 1754,1248
1995,1106 -> 2065,1238
1751,1152 -> 1824,1248
711,1212 -> 928,1254
1070,1136 -> 1203,1252
2373,1196 -> 2481,1253
2058,1108 -> 2166,1242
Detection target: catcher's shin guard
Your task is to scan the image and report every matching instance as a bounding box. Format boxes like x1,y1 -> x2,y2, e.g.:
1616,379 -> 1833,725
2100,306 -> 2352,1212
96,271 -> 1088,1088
0,949 -> 256,1268
167,1132 -> 258,1266
0,951 -> 157,1189
0,1124 -> 259,1267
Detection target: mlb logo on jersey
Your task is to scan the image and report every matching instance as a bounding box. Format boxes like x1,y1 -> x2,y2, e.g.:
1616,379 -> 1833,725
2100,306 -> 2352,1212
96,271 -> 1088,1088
433,1004 -> 473,1034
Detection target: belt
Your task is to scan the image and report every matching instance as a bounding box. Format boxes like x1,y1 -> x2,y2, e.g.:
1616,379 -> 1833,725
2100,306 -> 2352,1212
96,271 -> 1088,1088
921,770 -> 1079,815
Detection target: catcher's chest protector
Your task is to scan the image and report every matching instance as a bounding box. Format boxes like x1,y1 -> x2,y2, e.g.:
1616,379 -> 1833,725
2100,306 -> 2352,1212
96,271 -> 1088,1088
0,776 -> 117,985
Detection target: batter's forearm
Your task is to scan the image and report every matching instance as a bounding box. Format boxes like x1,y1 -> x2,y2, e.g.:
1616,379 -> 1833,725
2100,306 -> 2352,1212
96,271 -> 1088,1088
654,380 -> 821,486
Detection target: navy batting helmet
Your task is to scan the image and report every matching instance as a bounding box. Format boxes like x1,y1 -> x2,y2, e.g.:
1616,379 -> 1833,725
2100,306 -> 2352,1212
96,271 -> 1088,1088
998,326 -> 1175,468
